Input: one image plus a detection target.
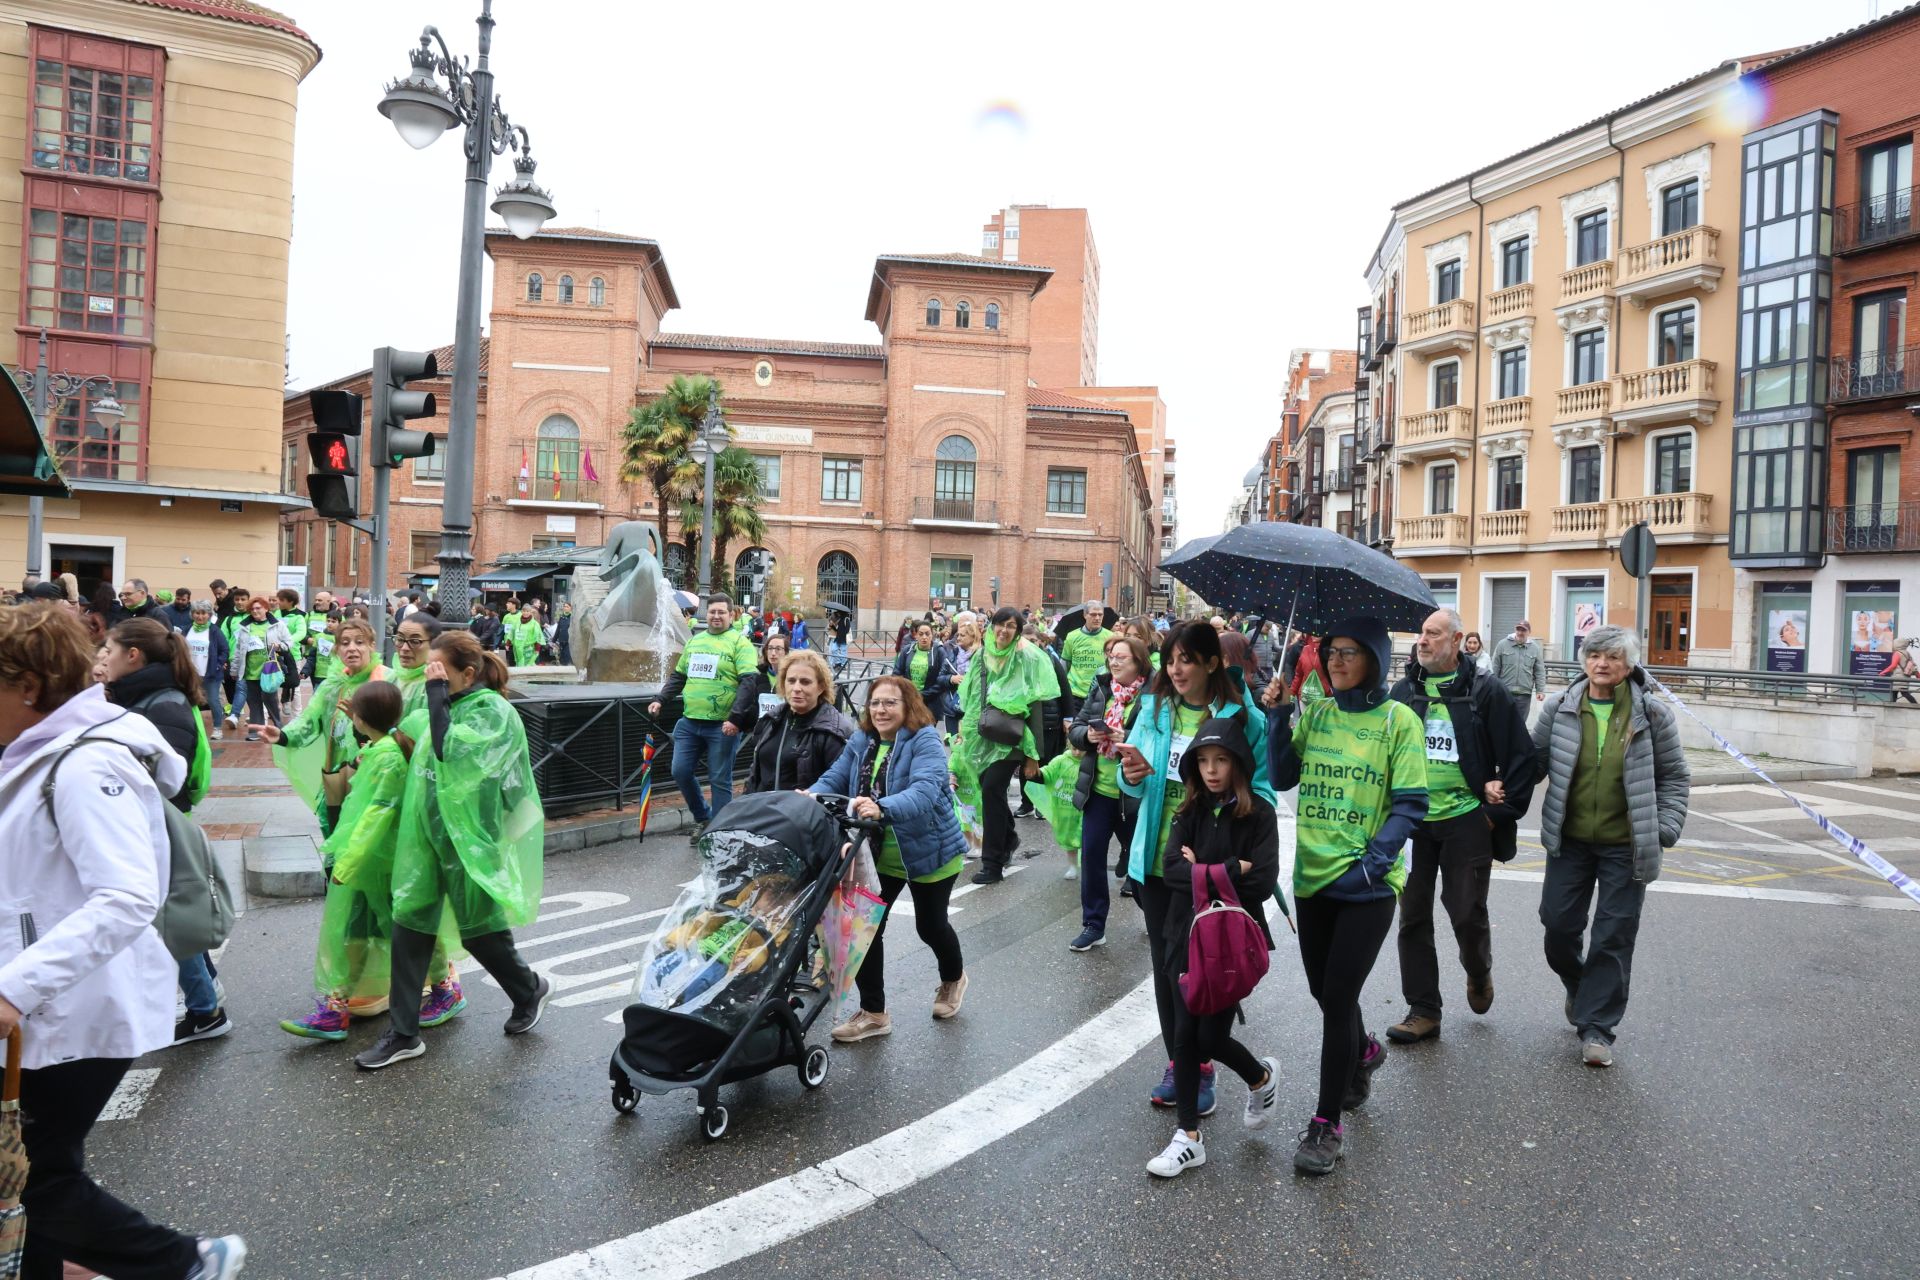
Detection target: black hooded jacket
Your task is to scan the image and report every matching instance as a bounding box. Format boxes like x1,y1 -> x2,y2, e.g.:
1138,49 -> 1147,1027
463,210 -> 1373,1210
106,660 -> 198,810
1389,652 -> 1537,859
1161,716 -> 1283,963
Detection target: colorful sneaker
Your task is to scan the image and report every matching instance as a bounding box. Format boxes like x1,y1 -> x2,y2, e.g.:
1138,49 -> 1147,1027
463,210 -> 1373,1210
1150,1060 -> 1178,1107
1146,1127 -> 1207,1179
279,997 -> 349,1041
1294,1116 -> 1344,1176
1196,1062 -> 1217,1118
418,978 -> 467,1028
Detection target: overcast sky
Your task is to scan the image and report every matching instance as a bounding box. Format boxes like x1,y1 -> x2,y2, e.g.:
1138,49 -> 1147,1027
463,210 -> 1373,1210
286,0 -> 1867,540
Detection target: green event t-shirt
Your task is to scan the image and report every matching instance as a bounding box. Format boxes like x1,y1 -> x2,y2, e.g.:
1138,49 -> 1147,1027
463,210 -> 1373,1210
1290,696 -> 1427,898
1061,627 -> 1114,698
1421,675 -> 1480,822
909,647 -> 930,689
242,619 -> 273,680
674,627 -> 758,721
1152,701 -> 1211,877
869,741 -> 963,883
1590,697 -> 1615,750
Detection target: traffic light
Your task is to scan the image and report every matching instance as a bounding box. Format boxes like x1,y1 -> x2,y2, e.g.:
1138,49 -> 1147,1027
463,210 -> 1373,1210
306,389 -> 363,521
371,347 -> 439,468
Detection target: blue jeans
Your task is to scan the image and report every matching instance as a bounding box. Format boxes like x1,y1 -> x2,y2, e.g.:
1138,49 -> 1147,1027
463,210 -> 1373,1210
225,672 -> 247,723
670,716 -> 742,824
178,952 -> 218,1016
1078,791 -> 1136,933
828,639 -> 847,671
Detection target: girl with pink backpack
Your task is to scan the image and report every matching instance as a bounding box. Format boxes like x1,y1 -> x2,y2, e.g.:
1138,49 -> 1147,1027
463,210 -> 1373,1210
1144,716 -> 1283,1179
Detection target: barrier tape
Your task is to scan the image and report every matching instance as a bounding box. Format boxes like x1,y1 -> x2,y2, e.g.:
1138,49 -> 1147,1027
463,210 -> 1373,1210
1643,672 -> 1920,907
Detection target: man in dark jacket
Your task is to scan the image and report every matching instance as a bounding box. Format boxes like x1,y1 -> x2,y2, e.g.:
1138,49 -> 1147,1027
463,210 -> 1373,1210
1384,607 -> 1535,1044
108,578 -> 167,625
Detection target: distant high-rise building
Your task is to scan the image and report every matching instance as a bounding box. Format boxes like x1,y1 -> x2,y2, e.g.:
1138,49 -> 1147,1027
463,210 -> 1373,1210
981,205 -> 1100,388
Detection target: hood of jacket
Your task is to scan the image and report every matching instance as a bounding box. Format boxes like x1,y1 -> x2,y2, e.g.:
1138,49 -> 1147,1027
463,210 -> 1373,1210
105,661 -> 184,709
1318,615 -> 1393,712
1178,715 -> 1256,795
0,683 -> 186,796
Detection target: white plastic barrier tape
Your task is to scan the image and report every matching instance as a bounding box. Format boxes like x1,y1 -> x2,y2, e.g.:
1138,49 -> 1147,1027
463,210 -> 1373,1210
1643,672 -> 1920,907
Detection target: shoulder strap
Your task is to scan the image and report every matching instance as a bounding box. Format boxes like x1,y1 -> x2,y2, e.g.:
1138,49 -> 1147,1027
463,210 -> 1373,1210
40,723 -> 151,811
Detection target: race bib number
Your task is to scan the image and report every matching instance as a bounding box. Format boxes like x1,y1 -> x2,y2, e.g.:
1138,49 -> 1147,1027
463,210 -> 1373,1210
687,653 -> 721,680
758,693 -> 783,717
316,636 -> 334,657
1424,716 -> 1459,763
1167,733 -> 1195,776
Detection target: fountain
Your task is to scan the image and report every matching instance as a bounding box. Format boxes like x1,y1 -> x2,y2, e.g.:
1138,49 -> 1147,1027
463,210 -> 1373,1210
572,519 -> 693,683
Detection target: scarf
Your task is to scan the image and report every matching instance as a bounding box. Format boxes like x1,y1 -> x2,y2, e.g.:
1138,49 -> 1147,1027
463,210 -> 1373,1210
1101,677 -> 1144,757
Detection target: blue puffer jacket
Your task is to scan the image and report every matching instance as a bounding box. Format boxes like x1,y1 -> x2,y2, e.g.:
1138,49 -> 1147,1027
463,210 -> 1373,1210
810,723 -> 966,877
1120,666 -> 1275,883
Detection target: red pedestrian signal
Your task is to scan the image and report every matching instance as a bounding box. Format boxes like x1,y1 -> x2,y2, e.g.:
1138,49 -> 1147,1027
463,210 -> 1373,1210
325,438 -> 349,471
306,388 -> 364,521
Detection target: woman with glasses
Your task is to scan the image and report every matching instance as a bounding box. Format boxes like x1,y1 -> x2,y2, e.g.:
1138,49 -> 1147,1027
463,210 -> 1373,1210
390,613 -> 442,719
1264,617 -> 1428,1177
810,675 -> 969,1040
729,632 -> 790,737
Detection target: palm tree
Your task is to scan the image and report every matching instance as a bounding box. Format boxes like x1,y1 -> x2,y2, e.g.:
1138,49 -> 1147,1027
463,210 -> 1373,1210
620,374 -> 713,551
678,446 -> 766,593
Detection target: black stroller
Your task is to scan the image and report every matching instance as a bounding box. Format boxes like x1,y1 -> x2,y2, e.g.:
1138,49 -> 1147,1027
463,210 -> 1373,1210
608,790 -> 874,1140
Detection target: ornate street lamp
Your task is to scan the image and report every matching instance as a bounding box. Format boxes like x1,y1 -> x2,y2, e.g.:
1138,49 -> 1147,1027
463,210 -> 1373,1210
8,328 -> 125,580
376,0 -> 555,623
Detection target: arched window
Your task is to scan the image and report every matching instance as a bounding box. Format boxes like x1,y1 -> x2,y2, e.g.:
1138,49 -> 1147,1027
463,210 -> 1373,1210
527,272 -> 543,302
955,301 -> 971,329
535,413 -> 581,501
558,274 -> 575,304
589,276 -> 606,306
735,546 -> 774,605
925,297 -> 941,326
662,542 -> 693,590
933,434 -> 977,520
817,551 -> 859,615
985,302 -> 1000,331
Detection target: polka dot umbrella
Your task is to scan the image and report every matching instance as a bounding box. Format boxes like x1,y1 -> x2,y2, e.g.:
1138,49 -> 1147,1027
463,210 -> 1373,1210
1160,521 -> 1437,634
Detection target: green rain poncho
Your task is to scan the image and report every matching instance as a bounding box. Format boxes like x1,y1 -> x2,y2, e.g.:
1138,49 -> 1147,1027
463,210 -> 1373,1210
506,614 -> 544,666
391,662 -> 430,720
391,685 -> 545,938
953,633 -> 1057,776
272,661 -> 391,836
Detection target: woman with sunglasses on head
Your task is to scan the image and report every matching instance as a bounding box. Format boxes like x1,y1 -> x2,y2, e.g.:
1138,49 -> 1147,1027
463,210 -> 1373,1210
1264,617 -> 1428,1177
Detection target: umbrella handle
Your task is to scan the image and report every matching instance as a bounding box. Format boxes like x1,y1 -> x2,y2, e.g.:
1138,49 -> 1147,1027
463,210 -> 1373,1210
2,1028 -> 17,1107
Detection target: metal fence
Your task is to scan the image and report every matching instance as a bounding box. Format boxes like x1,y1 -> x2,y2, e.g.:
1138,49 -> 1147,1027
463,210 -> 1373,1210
1376,653 -> 1911,707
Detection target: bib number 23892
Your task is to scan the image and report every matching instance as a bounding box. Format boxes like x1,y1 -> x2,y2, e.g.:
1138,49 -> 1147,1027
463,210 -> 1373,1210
687,653 -> 721,680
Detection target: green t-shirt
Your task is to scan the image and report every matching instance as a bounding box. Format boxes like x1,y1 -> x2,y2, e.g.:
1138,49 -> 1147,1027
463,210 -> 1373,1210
869,741 -> 963,883
909,647 -> 930,689
242,619 -> 273,679
306,612 -> 336,680
1061,627 -> 1114,698
1590,697 -> 1615,749
1290,696 -> 1427,898
1094,753 -> 1121,799
1421,675 -> 1480,822
674,626 -> 760,721
1152,701 -> 1211,877
278,610 -> 307,648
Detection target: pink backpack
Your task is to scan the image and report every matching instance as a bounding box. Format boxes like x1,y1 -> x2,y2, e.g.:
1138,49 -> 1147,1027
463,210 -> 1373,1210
1178,862 -> 1270,1016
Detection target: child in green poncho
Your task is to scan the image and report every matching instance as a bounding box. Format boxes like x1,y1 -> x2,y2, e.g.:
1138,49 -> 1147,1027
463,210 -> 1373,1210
279,680 -> 465,1041
354,630 -> 550,1071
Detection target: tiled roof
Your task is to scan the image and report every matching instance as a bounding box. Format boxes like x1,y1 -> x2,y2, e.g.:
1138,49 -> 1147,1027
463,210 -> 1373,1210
485,226 -> 657,244
1027,388 -> 1128,414
125,0 -> 315,45
875,252 -> 1054,276
286,337 -> 488,400
651,333 -> 884,360
1739,2 -> 1920,74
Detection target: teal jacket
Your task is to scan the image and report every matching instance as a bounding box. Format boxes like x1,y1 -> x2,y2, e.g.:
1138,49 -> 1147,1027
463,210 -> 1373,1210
1121,666 -> 1275,882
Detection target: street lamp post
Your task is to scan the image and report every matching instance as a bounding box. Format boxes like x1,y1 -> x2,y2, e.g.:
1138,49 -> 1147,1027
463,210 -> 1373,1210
689,385 -> 727,598
377,0 -> 555,625
8,328 -> 125,582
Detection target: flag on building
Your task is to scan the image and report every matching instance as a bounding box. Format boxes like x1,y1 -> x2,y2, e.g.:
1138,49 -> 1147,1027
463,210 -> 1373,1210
582,445 -> 600,483
553,453 -> 562,499
517,446 -> 529,495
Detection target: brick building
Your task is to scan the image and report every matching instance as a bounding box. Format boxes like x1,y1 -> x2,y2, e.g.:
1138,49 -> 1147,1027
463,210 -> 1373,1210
1248,349 -> 1356,531
1729,7 -> 1920,674
285,228 -> 1157,626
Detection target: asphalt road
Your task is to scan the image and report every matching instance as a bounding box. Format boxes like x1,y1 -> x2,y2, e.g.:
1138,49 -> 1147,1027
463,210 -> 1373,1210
89,776 -> 1919,1280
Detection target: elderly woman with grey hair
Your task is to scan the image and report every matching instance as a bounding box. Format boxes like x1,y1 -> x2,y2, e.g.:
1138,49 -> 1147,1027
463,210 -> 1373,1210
1530,623 -> 1688,1068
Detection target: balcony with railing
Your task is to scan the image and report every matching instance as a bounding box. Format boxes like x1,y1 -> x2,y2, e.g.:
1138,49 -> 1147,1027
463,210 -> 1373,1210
1364,313 -> 1396,371
1484,283 -> 1533,324
1325,464 -> 1355,493
1559,259 -> 1614,305
1554,381 -> 1614,423
1834,186 -> 1917,255
911,496 -> 998,527
1613,491 -> 1714,541
1550,502 -> 1609,541
1400,299 -> 1476,355
508,439 -> 601,506
1615,225 -> 1723,305
1828,501 -> 1920,553
1397,405 -> 1473,461
1394,513 -> 1468,550
1478,509 -> 1529,544
1831,348 -> 1919,403
1355,423 -> 1373,456
1612,358 -> 1718,429
1481,396 -> 1532,435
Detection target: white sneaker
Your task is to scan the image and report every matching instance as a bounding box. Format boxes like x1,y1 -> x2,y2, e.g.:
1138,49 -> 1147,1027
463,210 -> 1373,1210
1146,1127 -> 1206,1179
1243,1056 -> 1280,1130
194,1234 -> 248,1279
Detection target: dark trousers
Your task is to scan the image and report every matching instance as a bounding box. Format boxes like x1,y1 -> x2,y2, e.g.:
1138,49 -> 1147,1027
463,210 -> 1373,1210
978,754 -> 1022,870
1078,791 -> 1135,932
1399,809 -> 1495,1020
1296,893 -> 1397,1122
1540,839 -> 1646,1044
388,925 -> 540,1038
244,676 -> 283,728
1134,874 -> 1183,1058
20,1057 -> 200,1280
1173,994 -> 1266,1130
856,871 -> 964,1014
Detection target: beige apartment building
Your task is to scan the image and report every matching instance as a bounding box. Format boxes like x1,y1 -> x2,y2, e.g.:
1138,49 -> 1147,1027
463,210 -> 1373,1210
0,0 -> 318,599
1359,65 -> 1742,665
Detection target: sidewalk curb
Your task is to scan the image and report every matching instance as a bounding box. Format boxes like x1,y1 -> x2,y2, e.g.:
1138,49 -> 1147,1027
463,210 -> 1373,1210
1692,762 -> 1859,786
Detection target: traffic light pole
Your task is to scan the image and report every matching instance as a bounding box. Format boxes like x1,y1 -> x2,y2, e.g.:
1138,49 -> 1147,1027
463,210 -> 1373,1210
369,461 -> 391,656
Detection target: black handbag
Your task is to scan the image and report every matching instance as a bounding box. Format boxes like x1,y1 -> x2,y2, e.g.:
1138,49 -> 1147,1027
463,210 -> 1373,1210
976,653 -> 1026,747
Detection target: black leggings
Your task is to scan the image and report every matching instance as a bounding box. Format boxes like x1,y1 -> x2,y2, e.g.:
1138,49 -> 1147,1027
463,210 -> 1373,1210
1295,893 -> 1397,1122
856,871 -> 964,1014
978,754 -> 1022,870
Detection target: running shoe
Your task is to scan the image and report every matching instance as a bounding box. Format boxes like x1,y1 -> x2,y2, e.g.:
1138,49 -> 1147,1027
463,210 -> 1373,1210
1068,926 -> 1106,952
1294,1116 -> 1344,1176
503,975 -> 552,1035
173,1008 -> 232,1046
1582,1038 -> 1614,1068
279,998 -> 348,1042
1243,1056 -> 1280,1130
1146,1127 -> 1206,1179
1343,1033 -> 1385,1111
418,977 -> 467,1028
1150,1060 -> 1178,1107
932,973 -> 968,1019
192,1234 -> 248,1280
1196,1063 -> 1217,1118
353,1030 -> 425,1070
830,1010 -> 892,1042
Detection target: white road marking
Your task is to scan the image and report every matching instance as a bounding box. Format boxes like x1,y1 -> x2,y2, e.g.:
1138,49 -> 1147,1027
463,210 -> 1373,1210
1492,868 -> 1915,911
1687,810 -> 1868,873
1804,780 -> 1920,804
534,892 -> 631,923
890,863 -> 1027,917
503,977 -> 1161,1280
518,910 -> 669,950
99,1068 -> 162,1121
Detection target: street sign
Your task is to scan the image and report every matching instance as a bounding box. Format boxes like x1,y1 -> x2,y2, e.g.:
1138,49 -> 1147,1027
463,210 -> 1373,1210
1619,521 -> 1657,579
